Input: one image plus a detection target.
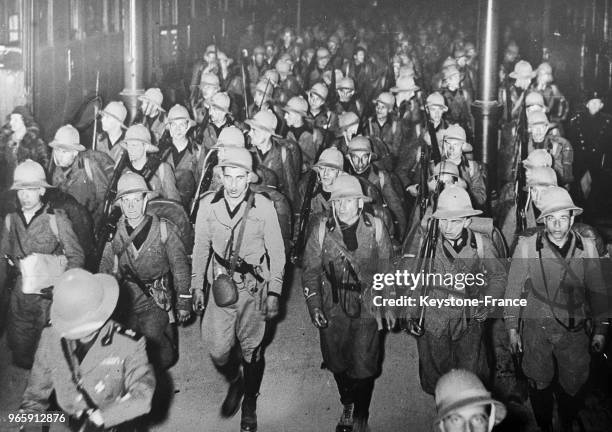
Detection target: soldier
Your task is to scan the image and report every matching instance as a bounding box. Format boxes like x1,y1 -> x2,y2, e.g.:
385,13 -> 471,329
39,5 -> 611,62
20,268 -> 155,430
274,58 -> 303,107
342,46 -> 375,102
247,110 -> 301,208
97,101 -> 128,159
99,172 -> 191,371
441,65 -> 475,144
345,136 -> 407,241
0,106 -> 48,191
500,60 -> 535,123
307,47 -> 333,89
307,82 -> 338,133
191,146 -> 285,432
192,72 -> 221,128
0,160 -> 84,369
368,92 -> 404,167
201,92 -> 234,158
433,369 -> 507,432
527,110 -> 573,188
408,185 -> 506,395
390,76 -> 421,137
165,104 -> 200,209
504,187 -> 608,431
121,124 -> 181,202
335,77 -> 364,118
248,46 -> 270,97
49,124 -> 113,230
441,124 -> 487,209
532,62 -> 568,128
248,78 -> 276,120
568,91 -> 612,216
283,95 -> 323,173
302,174 -> 394,432
134,88 -> 167,144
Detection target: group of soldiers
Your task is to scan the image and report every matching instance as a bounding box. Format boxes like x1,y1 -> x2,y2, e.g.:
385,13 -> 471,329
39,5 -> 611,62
0,8 -> 611,432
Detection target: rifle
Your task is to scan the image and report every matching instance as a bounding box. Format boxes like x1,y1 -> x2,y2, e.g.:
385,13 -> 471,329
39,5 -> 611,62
91,70 -> 100,151
241,52 -> 250,120
290,113 -> 333,264
189,148 -> 218,224
514,93 -> 529,235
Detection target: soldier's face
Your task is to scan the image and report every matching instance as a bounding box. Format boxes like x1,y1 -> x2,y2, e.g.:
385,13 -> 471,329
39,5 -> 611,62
317,56 -> 330,70
334,198 -> 361,224
318,167 -> 340,190
9,114 -> 26,134
544,210 -> 573,242
529,123 -> 548,143
255,89 -> 270,107
354,51 -> 365,65
17,188 -> 44,211
445,74 -> 461,91
308,92 -> 324,110
222,167 -> 249,198
327,41 -> 338,54
101,115 -> 119,133
338,88 -> 354,103
53,148 -> 79,168
444,138 -> 464,160
428,105 -> 445,124
375,102 -> 389,119
201,85 -> 218,101
349,151 -> 371,174
537,71 -> 552,86
254,53 -> 265,64
248,127 -> 271,148
120,192 -> 147,221
169,119 -> 189,140
440,218 -> 470,241
515,78 -> 531,90
126,141 -> 147,162
209,106 -> 227,125
587,99 -> 604,115
442,404 -> 490,432
284,111 -> 301,127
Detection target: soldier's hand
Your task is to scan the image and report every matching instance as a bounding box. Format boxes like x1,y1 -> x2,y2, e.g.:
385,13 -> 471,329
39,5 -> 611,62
88,409 -> 104,427
265,295 -> 280,320
177,309 -> 191,323
406,184 -> 419,197
592,334 -> 606,353
385,309 -> 396,330
192,289 -> 205,312
473,306 -> 489,322
508,328 -> 522,354
310,307 -> 328,329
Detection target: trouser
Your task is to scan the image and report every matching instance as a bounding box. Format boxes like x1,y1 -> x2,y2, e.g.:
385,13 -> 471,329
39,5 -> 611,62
319,307 -> 381,379
416,318 -> 489,395
7,289 -> 51,369
125,299 -> 177,371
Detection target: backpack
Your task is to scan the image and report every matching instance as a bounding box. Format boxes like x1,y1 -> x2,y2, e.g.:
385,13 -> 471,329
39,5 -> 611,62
81,150 -> 115,184
146,198 -> 195,254
318,214 -> 383,252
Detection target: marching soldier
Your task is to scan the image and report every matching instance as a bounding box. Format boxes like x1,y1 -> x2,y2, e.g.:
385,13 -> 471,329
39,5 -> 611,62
335,77 -> 364,118
345,136 -> 407,241
97,101 -> 128,159
307,82 -> 338,133
20,268 -> 155,431
307,47 -> 333,89
121,124 -> 181,202
568,91 -> 612,216
504,186 -> 608,431
532,62 -> 569,128
134,88 -> 167,144
408,185 -> 506,395
368,92 -> 403,159
247,110 -> 301,208
499,60 -> 535,123
248,46 -> 270,97
165,104 -> 200,209
440,124 -> 487,209
283,95 -> 323,173
274,59 -> 303,106
200,92 -> 234,157
192,72 -> 221,127
302,174 -> 394,432
49,124 -> 114,230
527,110 -> 573,188
99,172 -> 191,370
441,65 -> 475,144
0,160 -> 84,369
390,75 -> 421,136
191,146 -> 285,432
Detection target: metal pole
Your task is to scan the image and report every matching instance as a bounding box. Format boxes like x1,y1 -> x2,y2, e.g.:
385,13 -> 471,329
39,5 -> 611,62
120,0 -> 145,124
297,0 -> 302,34
471,0 -> 502,201
604,0 -> 610,41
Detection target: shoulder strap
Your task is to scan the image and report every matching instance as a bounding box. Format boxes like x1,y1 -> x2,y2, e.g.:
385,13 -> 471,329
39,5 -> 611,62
379,171 -> 385,189
160,219 -> 168,244
474,231 -> 484,260
373,216 -> 382,244
229,192 -> 256,276
83,157 -> 93,183
48,214 -> 59,241
318,218 -> 327,252
60,338 -> 99,410
5,214 -> 10,233
281,145 -> 287,163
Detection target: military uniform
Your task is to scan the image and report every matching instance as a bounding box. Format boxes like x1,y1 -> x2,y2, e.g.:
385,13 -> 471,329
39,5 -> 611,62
167,138 -> 201,210
529,134 -> 573,187
99,213 -> 191,370
286,124 -> 323,173
0,205 -> 85,368
254,137 -> 301,209
441,89 -> 475,143
21,320 -> 155,430
125,160 -> 181,203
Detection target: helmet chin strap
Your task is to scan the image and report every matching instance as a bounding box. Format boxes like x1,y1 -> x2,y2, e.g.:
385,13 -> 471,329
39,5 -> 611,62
488,403 -> 496,432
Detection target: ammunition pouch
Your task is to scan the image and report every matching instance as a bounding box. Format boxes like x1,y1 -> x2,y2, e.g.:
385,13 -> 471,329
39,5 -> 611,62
145,274 -> 172,312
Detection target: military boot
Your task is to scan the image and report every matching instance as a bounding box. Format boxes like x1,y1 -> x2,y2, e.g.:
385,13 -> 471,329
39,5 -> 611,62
241,357 -> 265,431
352,378 -> 374,432
241,393 -> 258,432
528,384 -> 554,431
216,358 -> 244,418
336,403 -> 354,432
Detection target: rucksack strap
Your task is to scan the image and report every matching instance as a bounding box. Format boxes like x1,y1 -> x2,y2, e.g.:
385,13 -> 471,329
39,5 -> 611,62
160,219 -> 168,244
473,231 -> 484,260
83,157 -> 94,183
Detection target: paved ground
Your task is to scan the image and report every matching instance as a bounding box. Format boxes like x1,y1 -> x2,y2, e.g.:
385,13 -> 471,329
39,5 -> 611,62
1,269 -> 544,432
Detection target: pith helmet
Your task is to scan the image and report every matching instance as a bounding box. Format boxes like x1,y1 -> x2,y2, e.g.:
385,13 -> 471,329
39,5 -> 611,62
11,159 -> 54,190
167,104 -> 196,129
522,149 -> 552,168
527,110 -> 549,127
337,77 -> 355,91
206,92 -> 231,114
390,76 -> 419,93
443,124 -> 473,152
536,186 -> 582,222
525,91 -> 546,108
217,146 -> 258,183
101,101 -> 128,127
434,369 -> 507,428
283,96 -> 309,117
114,171 -> 158,203
525,166 -> 557,189
509,60 -> 536,80
246,111 -> 278,136
432,185 -> 482,219
430,161 -> 460,180
314,147 -> 344,171
50,269 -> 119,340
374,92 -> 395,111
338,111 -> 359,131
309,82 -> 329,101
329,175 -> 372,202
347,136 -> 378,160
121,124 -> 158,153
426,92 -> 448,111
49,125 -> 86,152
138,88 -> 165,111
216,126 -> 245,148
200,72 -> 220,89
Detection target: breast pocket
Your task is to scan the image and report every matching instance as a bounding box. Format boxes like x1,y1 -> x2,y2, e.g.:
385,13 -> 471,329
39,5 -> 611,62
87,363 -> 125,405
